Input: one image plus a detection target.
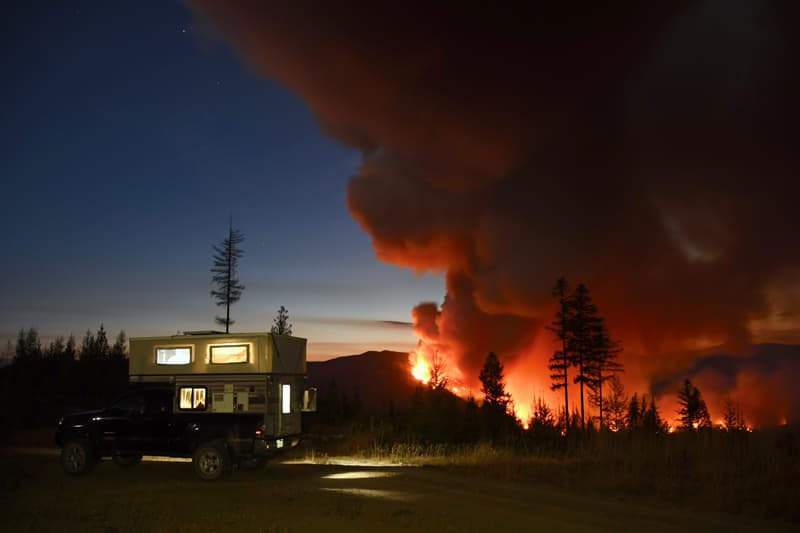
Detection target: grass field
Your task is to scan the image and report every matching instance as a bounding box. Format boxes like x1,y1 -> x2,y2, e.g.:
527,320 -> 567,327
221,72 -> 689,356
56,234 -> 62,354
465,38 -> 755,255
2,445 -> 799,533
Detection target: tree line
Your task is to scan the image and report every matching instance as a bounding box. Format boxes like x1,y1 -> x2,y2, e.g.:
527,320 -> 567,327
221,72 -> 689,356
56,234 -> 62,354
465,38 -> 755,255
0,325 -> 130,433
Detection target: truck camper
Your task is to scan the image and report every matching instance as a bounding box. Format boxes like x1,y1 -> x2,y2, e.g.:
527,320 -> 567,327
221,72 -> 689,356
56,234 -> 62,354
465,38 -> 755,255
55,331 -> 316,480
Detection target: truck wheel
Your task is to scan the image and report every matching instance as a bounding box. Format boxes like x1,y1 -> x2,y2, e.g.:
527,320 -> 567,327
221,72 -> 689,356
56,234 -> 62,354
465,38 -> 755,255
238,456 -> 266,470
192,441 -> 232,481
112,453 -> 143,467
60,439 -> 94,475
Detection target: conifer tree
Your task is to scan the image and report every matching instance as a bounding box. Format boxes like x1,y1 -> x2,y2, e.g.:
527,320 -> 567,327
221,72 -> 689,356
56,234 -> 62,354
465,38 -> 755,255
547,277 -> 572,431
641,395 -> 669,434
63,334 -> 77,361
479,352 -> 510,410
568,283 -> 598,430
15,327 -> 42,362
79,329 -> 95,361
210,220 -> 245,333
111,331 -> 128,360
271,305 -> 292,335
677,379 -> 711,430
45,336 -> 65,360
626,393 -> 641,430
479,352 -> 515,439
428,350 -> 448,391
721,397 -> 745,432
95,324 -> 110,360
586,316 -> 623,429
604,375 -> 628,432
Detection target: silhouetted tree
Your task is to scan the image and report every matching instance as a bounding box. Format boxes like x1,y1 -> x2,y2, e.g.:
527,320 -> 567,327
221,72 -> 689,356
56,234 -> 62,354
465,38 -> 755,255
568,283 -> 598,430
428,350 -> 448,391
80,324 -> 110,361
15,327 -> 42,362
271,305 -> 292,335
110,331 -> 128,360
479,352 -> 510,409
479,352 -> 516,440
461,394 -> 481,442
677,379 -> 711,431
210,220 -> 245,333
721,396 -> 746,432
63,334 -> 77,361
641,395 -> 669,434
44,336 -> 65,361
96,324 -> 110,358
603,375 -> 628,432
528,397 -> 559,446
79,329 -> 94,361
626,393 -> 642,430
586,315 -> 623,429
547,277 -> 572,432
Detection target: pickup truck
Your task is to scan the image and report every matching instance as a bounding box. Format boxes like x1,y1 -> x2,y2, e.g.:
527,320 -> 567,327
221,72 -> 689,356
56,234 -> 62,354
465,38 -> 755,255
55,385 -> 298,481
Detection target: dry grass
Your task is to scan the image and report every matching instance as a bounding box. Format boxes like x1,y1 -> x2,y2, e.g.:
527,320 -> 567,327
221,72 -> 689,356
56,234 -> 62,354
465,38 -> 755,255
300,429 -> 800,522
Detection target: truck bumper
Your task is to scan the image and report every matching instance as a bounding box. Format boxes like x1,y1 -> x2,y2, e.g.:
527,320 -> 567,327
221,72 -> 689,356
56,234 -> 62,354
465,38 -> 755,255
252,436 -> 300,457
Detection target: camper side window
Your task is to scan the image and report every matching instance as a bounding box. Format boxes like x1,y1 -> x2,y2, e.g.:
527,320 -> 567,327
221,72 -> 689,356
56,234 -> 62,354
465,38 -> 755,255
156,347 -> 191,365
179,387 -> 207,411
209,344 -> 249,364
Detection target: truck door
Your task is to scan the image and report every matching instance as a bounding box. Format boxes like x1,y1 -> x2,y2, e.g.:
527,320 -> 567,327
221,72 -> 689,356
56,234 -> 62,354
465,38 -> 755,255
98,392 -> 148,454
142,389 -> 173,455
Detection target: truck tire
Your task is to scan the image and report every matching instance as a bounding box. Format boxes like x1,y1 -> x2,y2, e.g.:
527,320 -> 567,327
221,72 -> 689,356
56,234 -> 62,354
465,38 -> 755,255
112,453 -> 143,467
192,440 -> 232,481
60,439 -> 94,475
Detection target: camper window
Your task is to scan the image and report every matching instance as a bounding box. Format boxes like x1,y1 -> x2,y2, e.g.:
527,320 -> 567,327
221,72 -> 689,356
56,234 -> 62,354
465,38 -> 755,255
209,344 -> 249,364
156,346 -> 191,365
179,387 -> 207,411
282,384 -> 291,414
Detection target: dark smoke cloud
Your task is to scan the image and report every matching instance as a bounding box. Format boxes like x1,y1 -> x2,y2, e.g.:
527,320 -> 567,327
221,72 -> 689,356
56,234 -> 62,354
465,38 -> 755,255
190,1 -> 800,424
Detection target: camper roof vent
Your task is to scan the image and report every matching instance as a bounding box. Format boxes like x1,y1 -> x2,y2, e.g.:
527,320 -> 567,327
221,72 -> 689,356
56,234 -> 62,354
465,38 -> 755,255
179,330 -> 227,336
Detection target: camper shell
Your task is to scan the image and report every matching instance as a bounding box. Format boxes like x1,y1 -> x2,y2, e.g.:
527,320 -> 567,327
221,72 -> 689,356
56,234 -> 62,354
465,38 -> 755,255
129,331 -> 311,437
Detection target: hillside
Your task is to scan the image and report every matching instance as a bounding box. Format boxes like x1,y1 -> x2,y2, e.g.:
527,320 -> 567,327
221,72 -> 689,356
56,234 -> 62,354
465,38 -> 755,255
307,350 -> 420,413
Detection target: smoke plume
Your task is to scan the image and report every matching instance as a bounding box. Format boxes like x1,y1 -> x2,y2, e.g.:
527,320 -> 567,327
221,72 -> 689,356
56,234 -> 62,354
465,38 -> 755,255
190,1 -> 800,424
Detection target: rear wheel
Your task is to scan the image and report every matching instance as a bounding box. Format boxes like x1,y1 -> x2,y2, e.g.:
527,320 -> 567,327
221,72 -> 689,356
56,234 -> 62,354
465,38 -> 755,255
60,439 -> 94,475
192,441 -> 232,481
112,453 -> 143,467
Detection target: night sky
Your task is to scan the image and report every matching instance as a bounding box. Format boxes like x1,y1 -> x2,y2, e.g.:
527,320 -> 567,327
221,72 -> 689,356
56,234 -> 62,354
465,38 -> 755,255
1,1 -> 443,359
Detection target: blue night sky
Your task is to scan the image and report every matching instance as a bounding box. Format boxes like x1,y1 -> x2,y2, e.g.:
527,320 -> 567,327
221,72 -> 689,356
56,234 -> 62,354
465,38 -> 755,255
1,1 -> 444,359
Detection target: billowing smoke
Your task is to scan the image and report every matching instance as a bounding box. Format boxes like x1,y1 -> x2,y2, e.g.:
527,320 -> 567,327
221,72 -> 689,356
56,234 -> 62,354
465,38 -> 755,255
190,1 -> 800,425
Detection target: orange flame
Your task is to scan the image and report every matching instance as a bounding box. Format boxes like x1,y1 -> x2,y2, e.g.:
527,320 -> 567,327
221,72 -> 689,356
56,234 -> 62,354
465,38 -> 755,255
410,352 -> 431,384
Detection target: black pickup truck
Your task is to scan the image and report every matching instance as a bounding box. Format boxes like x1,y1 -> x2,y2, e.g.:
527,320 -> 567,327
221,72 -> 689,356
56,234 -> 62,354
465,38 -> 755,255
55,385 -> 298,481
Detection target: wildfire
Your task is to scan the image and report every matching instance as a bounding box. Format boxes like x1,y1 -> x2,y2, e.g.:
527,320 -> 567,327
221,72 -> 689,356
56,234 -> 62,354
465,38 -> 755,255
411,355 -> 431,384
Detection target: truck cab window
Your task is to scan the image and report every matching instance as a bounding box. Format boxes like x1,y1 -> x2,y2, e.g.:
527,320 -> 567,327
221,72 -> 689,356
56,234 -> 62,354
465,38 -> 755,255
179,387 -> 207,411
109,394 -> 147,416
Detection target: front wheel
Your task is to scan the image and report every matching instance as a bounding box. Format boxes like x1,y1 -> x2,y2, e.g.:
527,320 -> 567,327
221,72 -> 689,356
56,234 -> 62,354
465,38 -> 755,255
192,441 -> 232,481
60,439 -> 94,475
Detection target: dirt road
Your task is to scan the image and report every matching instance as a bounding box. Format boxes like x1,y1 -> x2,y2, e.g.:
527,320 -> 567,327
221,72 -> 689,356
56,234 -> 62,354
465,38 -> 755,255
1,450 -> 796,532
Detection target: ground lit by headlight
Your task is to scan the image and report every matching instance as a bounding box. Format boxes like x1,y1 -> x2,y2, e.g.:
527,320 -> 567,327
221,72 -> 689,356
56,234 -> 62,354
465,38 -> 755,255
319,487 -> 417,502
322,470 -> 397,480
